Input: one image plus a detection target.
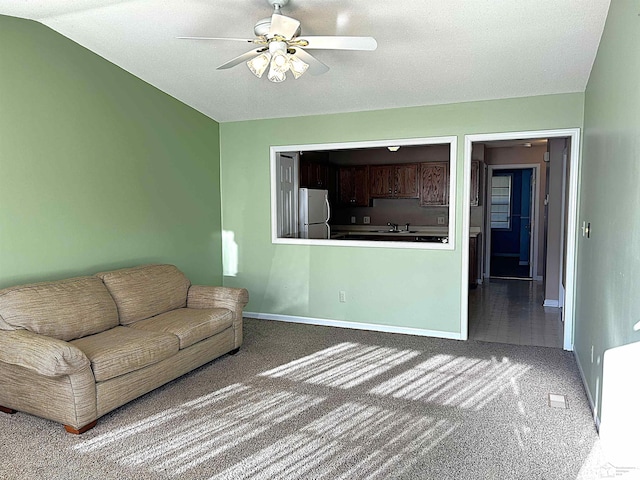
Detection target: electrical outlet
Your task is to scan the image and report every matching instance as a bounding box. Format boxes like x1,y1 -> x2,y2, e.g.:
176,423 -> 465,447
350,216 -> 356,224
437,216 -> 445,225
363,216 -> 370,224
339,291 -> 346,303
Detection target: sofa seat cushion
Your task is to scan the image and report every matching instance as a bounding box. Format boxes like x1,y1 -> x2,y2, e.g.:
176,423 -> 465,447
71,326 -> 179,382
129,308 -> 233,349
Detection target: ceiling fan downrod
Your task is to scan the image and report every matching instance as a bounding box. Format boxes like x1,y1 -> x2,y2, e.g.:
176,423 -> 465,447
267,0 -> 290,11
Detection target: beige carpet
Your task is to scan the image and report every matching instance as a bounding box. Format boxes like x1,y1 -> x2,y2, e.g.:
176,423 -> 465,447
0,318 -> 611,479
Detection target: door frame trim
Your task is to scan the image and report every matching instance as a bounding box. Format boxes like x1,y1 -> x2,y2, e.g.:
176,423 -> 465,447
485,164 -> 541,279
461,128 -> 581,351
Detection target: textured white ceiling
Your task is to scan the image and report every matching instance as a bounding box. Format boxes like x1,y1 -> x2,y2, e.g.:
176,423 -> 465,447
1,0 -> 610,122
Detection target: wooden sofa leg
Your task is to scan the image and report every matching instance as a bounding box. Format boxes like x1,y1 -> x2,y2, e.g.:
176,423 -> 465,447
0,406 -> 17,414
228,347 -> 240,355
64,420 -> 97,435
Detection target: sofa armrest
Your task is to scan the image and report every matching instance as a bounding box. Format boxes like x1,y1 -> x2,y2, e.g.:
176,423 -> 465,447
187,286 -> 249,309
0,329 -> 90,377
187,286 -> 249,348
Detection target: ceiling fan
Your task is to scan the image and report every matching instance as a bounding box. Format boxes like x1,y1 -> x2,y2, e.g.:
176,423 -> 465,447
178,0 -> 377,83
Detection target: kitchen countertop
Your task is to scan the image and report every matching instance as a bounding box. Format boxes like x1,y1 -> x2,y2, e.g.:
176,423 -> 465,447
331,225 -> 481,237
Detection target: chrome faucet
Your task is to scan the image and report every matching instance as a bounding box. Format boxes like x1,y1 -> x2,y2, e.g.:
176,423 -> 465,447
404,223 -> 411,232
387,222 -> 399,232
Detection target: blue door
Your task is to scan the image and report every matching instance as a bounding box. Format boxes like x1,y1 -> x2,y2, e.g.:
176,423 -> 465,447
490,169 -> 533,278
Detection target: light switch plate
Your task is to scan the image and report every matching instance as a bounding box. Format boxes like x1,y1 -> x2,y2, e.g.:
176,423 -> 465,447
363,216 -> 370,224
350,216 -> 356,224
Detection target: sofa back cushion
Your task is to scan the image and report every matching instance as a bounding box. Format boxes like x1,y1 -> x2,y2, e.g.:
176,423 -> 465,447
95,264 -> 190,325
0,276 -> 119,341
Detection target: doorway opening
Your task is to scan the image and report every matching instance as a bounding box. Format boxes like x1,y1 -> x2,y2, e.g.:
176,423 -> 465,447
461,129 -> 580,351
488,166 -> 537,280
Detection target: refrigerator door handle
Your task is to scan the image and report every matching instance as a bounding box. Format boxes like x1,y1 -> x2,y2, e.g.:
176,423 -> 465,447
324,195 -> 331,223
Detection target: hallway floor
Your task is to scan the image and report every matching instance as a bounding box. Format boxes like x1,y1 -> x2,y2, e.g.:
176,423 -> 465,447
468,279 -> 564,348
489,255 -> 531,278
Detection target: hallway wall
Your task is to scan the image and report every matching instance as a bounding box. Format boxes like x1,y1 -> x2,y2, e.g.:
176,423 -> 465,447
544,138 -> 567,305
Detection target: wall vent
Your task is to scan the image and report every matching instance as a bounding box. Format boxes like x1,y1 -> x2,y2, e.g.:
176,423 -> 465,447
548,393 -> 568,409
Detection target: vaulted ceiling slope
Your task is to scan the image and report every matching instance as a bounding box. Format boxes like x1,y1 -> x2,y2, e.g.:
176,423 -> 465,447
0,0 -> 610,122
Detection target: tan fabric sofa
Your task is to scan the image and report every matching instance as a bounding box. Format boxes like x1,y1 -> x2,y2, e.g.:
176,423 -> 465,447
0,264 -> 248,434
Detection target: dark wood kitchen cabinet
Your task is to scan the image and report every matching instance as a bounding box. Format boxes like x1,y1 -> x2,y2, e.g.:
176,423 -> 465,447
339,166 -> 369,206
469,234 -> 482,288
299,158 -> 332,189
395,164 -> 420,198
370,164 -> 419,199
369,165 -> 394,197
420,161 -> 449,206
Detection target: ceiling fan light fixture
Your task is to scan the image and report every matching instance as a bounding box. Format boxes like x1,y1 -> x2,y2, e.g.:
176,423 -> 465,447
270,49 -> 290,73
247,52 -> 271,78
267,64 -> 286,82
288,54 -> 308,79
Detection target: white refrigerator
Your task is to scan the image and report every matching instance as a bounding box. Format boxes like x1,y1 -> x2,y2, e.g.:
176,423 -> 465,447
299,188 -> 331,239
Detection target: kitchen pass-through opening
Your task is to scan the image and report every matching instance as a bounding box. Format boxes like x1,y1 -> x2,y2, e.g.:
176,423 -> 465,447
271,136 -> 457,250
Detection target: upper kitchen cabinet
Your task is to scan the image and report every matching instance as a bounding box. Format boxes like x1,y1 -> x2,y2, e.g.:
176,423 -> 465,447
369,165 -> 393,197
396,164 -> 420,198
339,166 -> 369,206
370,164 -> 419,199
299,155 -> 333,190
420,162 -> 449,206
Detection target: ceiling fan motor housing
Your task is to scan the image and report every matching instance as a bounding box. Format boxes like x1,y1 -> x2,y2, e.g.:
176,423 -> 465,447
254,18 -> 272,37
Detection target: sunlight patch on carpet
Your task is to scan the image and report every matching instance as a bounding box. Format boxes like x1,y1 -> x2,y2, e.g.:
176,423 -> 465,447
72,384 -> 325,476
258,342 -> 421,388
369,354 -> 531,410
210,402 -> 458,480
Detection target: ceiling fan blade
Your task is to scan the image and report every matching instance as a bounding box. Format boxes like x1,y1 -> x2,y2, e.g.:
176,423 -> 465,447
178,36 -> 257,43
269,14 -> 301,40
291,48 -> 329,76
297,36 -> 378,51
216,48 -> 264,70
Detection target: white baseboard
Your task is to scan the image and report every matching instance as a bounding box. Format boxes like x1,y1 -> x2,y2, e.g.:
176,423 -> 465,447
574,351 -> 600,431
244,312 -> 463,341
543,299 -> 560,307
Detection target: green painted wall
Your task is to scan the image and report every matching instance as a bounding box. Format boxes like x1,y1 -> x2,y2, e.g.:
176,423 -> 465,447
220,93 -> 584,334
0,16 -> 222,288
575,0 -> 640,419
